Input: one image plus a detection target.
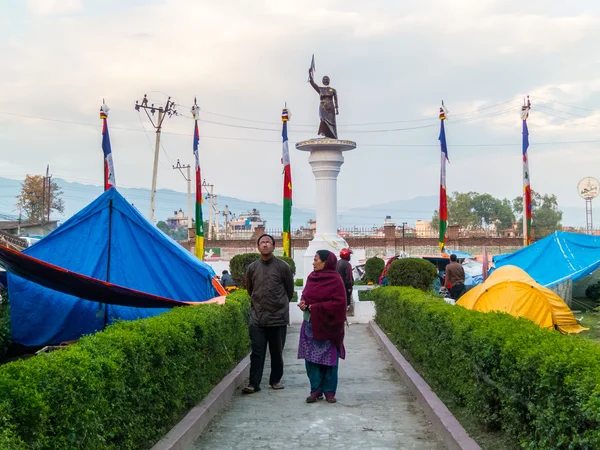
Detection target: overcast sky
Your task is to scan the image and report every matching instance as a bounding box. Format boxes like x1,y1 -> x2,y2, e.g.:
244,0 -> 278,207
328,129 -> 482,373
1,0 -> 599,214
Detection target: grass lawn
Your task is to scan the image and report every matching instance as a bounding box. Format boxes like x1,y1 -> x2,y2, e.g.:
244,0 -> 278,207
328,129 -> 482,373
569,297 -> 600,342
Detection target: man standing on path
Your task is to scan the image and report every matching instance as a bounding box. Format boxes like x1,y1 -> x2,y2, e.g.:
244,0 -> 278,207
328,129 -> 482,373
444,254 -> 466,301
336,248 -> 354,311
242,234 -> 295,394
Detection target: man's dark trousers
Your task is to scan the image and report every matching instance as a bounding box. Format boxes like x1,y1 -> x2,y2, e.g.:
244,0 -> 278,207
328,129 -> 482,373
450,283 -> 465,300
248,325 -> 287,389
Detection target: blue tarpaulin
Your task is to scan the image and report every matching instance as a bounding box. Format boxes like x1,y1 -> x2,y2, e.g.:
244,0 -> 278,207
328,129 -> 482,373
493,231 -> 600,287
8,188 -> 218,346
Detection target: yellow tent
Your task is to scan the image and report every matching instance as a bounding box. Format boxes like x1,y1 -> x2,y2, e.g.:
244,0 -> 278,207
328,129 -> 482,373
457,265 -> 588,334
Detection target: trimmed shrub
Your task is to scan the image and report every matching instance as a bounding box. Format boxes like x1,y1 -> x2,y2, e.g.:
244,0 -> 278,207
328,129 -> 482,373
294,279 -> 303,287
373,287 -> 600,448
586,281 -> 600,302
229,253 -> 260,288
364,257 -> 385,283
0,290 -> 251,449
0,289 -> 11,363
387,258 -> 437,290
358,288 -> 377,301
230,254 -> 295,288
278,256 -> 296,278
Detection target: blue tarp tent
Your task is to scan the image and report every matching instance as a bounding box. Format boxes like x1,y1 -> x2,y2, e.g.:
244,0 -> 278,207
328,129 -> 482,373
8,188 -> 218,346
493,231 -> 600,287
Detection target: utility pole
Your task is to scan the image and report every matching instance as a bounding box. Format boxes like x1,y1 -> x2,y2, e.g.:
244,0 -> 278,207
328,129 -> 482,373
17,205 -> 21,236
214,196 -> 219,239
402,222 -> 407,252
172,160 -> 192,229
135,94 -> 178,224
203,179 -> 216,239
46,165 -> 51,223
222,205 -> 232,239
41,170 -> 46,225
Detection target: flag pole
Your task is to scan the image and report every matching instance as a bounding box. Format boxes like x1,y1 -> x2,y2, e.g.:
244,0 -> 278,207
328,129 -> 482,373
521,96 -> 532,246
191,98 -> 204,260
100,100 -> 115,191
281,104 -> 292,257
438,101 -> 449,252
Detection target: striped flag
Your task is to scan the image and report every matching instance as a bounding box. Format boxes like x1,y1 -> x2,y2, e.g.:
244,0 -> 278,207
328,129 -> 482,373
521,97 -> 532,246
282,107 -> 292,257
438,105 -> 449,252
100,101 -> 115,190
192,100 -> 204,260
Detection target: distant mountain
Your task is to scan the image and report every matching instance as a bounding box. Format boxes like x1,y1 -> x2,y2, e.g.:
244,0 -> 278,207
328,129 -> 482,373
0,177 -> 596,229
0,177 -> 316,229
339,196 -> 438,227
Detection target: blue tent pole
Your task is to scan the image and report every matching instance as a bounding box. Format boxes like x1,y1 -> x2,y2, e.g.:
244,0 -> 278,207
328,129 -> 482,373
104,198 -> 113,328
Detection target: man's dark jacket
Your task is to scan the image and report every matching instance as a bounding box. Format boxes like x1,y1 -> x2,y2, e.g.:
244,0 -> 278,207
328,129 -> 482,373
246,256 -> 295,327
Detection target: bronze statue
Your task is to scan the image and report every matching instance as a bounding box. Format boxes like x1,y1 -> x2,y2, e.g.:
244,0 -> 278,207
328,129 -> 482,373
309,66 -> 339,139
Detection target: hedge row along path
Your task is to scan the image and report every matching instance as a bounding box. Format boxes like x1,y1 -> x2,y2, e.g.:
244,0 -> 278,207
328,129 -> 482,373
189,324 -> 446,449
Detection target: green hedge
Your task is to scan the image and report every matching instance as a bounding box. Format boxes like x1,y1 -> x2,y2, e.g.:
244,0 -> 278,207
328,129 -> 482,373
358,288 -> 377,301
387,258 -> 437,290
0,289 -> 11,363
229,253 -> 260,288
278,256 -> 296,278
230,253 -> 296,288
364,257 -> 385,283
373,287 -> 600,449
586,281 -> 600,302
0,290 -> 251,449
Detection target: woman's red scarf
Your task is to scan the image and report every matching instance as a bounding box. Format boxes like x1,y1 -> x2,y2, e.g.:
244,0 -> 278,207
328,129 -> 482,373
302,251 -> 347,346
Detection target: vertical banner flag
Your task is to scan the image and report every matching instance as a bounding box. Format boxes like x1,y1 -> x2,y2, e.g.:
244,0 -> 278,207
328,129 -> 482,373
192,99 -> 204,260
100,101 -> 115,190
282,107 -> 292,257
521,97 -> 532,246
438,103 -> 449,252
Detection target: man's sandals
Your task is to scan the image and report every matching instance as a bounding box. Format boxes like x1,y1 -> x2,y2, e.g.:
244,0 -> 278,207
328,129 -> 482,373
242,382 -> 284,394
242,386 -> 261,394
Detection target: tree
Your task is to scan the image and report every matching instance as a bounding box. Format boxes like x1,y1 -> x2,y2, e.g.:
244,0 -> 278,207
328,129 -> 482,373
157,221 -> 170,235
16,174 -> 64,222
513,191 -> 562,237
432,192 -> 515,234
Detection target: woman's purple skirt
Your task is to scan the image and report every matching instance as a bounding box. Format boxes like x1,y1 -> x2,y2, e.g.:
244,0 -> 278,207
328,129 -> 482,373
297,320 -> 340,366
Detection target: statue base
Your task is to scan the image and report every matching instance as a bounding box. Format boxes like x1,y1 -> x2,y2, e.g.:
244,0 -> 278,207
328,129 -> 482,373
295,138 -> 357,282
296,138 -> 357,152
302,233 -> 349,282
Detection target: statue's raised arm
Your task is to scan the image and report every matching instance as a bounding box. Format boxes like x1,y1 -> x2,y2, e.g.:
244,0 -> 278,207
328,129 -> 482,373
309,69 -> 320,94
308,62 -> 339,139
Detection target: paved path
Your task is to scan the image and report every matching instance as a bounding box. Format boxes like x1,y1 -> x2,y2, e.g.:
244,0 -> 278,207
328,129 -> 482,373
189,324 -> 446,450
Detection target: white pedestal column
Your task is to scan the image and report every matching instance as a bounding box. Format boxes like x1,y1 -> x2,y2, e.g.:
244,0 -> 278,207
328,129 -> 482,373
296,138 -> 356,282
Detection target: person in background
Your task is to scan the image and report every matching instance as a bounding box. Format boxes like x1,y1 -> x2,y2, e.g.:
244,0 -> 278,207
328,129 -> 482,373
298,250 -> 347,404
445,254 -> 466,300
336,248 -> 354,309
220,270 -> 234,287
242,234 -> 294,394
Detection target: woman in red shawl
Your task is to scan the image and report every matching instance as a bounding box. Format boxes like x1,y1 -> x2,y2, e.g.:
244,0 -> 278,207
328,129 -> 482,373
297,250 -> 347,403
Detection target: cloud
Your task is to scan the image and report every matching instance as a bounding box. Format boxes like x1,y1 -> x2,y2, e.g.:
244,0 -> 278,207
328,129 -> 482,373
27,0 -> 82,15
1,0 -> 600,224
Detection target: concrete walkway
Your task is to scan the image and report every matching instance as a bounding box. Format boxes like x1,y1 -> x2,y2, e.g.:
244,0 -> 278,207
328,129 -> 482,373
188,324 -> 446,450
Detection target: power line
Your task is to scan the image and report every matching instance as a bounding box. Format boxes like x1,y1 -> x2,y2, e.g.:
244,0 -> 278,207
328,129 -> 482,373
535,103 -> 591,118
178,98 -> 521,127
2,106 -> 600,146
530,95 -> 594,112
536,109 -> 600,129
